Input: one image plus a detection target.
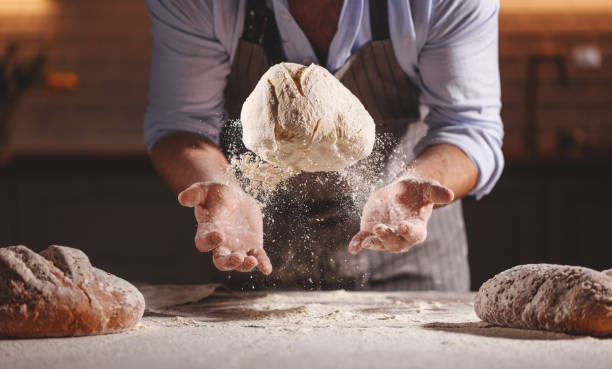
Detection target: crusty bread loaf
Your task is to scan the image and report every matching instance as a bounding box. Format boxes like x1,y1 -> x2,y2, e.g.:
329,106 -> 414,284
475,264 -> 612,336
0,245 -> 144,337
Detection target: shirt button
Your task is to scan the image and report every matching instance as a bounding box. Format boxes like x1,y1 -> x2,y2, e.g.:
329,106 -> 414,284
281,12 -> 291,21
302,58 -> 313,64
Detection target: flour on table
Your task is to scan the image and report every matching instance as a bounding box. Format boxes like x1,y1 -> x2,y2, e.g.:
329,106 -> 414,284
139,290 -> 475,330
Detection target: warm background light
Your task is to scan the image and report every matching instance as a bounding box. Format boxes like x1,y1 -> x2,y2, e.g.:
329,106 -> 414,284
0,0 -> 55,16
0,0 -> 57,37
502,0 -> 612,13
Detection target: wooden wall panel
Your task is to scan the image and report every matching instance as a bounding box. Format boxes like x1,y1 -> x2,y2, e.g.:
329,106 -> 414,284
11,160 -> 213,284
465,163 -> 612,289
464,175 -> 548,288
546,178 -> 612,270
2,0 -> 151,156
0,178 -> 14,245
2,1 -> 612,160
499,31 -> 612,158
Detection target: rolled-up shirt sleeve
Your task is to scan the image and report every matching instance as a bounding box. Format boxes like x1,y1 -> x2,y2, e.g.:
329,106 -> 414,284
413,0 -> 504,199
144,0 -> 234,152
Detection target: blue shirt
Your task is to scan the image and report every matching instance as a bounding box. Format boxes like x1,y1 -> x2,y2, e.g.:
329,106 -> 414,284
144,0 -> 504,198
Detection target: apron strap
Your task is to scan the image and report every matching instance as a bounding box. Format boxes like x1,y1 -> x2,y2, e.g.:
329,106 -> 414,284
369,0 -> 390,41
241,0 -> 283,64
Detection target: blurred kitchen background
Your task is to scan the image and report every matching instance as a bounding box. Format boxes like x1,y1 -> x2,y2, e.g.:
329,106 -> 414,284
0,0 -> 611,289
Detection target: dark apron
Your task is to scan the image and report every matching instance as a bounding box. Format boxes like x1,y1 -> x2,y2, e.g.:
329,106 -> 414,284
218,0 -> 470,291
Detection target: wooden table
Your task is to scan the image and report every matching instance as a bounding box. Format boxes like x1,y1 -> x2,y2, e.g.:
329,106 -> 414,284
1,287 -> 611,369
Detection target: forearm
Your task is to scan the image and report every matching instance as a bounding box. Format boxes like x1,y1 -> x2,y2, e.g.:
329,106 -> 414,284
409,144 -> 478,200
150,132 -> 236,195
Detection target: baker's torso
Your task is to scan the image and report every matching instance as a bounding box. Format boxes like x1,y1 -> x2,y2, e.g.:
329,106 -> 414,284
218,0 -> 470,292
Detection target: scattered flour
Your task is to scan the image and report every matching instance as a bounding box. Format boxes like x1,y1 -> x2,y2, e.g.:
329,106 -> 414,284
165,317 -> 209,328
6,289 -> 605,369
138,289 -> 476,331
229,152 -> 298,204
229,130 -> 408,212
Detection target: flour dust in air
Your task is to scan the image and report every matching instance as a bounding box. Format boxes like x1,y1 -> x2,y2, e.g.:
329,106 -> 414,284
224,117 -> 409,290
222,62 -> 412,289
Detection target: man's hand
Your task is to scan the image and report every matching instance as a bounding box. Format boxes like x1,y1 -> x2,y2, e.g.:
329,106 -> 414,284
178,182 -> 272,275
348,177 -> 454,255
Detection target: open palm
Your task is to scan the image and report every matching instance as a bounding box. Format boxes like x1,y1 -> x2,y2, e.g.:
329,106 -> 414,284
178,182 -> 272,274
349,177 -> 454,254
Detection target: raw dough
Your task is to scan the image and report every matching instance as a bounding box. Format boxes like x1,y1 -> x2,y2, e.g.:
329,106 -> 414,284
241,62 -> 376,172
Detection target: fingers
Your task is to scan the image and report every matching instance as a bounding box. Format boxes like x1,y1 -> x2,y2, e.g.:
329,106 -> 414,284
397,220 -> 427,247
178,183 -> 209,208
374,223 -> 414,253
249,248 -> 272,275
348,231 -> 371,255
372,224 -> 393,237
236,255 -> 258,272
195,224 -> 224,252
212,246 -> 232,271
212,247 -> 245,271
351,233 -> 386,252
352,220 -> 428,254
211,246 -> 271,274
362,235 -> 386,251
228,251 -> 245,268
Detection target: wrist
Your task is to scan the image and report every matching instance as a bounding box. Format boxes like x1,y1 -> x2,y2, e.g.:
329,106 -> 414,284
404,144 -> 477,199
393,169 -> 441,188
151,132 -> 242,194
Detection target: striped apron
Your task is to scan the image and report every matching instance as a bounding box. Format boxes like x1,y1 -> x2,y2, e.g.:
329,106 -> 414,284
219,0 -> 470,291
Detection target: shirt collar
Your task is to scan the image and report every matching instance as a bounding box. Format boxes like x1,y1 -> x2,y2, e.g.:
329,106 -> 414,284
270,0 -> 365,72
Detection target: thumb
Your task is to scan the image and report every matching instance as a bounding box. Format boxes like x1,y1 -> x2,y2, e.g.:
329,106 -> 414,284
348,231 -> 370,255
426,182 -> 454,205
178,183 -> 209,208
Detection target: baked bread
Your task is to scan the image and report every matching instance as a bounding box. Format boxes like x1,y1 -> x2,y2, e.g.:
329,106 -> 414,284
475,264 -> 612,336
0,245 -> 144,337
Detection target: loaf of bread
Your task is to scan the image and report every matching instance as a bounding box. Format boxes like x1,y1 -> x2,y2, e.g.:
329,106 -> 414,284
0,245 -> 144,337
475,264 -> 612,336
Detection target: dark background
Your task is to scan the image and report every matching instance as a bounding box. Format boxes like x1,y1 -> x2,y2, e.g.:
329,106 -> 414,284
1,1 -> 611,290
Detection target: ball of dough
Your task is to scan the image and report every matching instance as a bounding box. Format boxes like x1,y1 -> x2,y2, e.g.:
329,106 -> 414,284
240,62 -> 376,172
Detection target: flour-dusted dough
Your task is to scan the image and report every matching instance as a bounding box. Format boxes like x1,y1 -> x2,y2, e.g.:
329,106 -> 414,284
240,62 -> 376,172
475,264 -> 612,336
0,245 -> 145,337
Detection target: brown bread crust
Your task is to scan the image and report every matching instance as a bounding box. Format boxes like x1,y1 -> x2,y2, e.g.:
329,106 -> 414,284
0,245 -> 144,337
475,264 -> 612,336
